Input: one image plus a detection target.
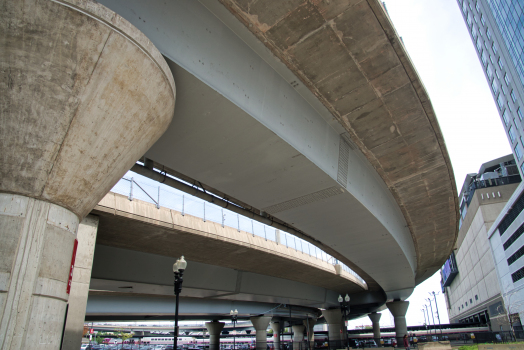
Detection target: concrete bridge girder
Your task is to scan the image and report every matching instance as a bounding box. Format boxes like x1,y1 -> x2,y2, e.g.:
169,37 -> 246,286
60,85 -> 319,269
96,0 -> 440,299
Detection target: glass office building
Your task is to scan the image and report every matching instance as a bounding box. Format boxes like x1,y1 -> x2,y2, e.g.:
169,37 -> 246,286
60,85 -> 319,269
458,0 -> 524,175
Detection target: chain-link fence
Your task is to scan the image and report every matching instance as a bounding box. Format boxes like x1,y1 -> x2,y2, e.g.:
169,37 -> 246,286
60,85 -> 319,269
110,173 -> 366,285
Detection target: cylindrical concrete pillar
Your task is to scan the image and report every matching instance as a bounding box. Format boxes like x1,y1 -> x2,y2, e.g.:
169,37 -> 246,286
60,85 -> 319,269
322,309 -> 343,346
271,320 -> 281,350
251,316 -> 272,350
303,318 -> 316,343
0,0 -> 176,348
368,312 -> 382,347
292,325 -> 305,350
205,321 -> 225,350
387,301 -> 409,346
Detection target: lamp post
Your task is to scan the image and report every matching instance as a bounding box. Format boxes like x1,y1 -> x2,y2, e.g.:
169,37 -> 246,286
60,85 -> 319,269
338,294 -> 350,348
423,305 -> 430,336
230,309 -> 239,350
173,256 -> 188,350
426,298 -> 436,337
430,292 -> 442,335
421,309 -> 428,334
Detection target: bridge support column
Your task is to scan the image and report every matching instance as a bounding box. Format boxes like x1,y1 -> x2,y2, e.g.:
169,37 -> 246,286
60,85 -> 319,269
322,309 -> 343,347
61,216 -> 99,350
368,312 -> 382,347
387,301 -> 409,347
0,0 -> 175,348
304,318 -> 316,343
205,321 -> 225,350
292,325 -> 305,350
271,320 -> 281,350
250,316 -> 272,350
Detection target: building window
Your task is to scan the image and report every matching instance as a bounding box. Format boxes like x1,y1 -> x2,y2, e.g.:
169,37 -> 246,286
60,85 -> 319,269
511,90 -> 517,102
462,1 -> 467,14
493,43 -> 498,55
515,142 -> 523,161
470,298 -> 473,303
503,109 -> 510,126
509,125 -> 516,143
521,162 -> 524,176
492,80 -> 499,94
490,55 -> 495,64
487,65 -> 494,81
477,37 -> 483,51
475,295 -> 479,300
498,57 -> 504,70
505,73 -> 510,85
481,14 -> 486,26
508,244 -> 524,265
487,28 -> 492,40
497,94 -> 505,110
519,107 -> 523,121
475,1 -> 480,12
481,50 -> 488,66
466,302 -> 468,306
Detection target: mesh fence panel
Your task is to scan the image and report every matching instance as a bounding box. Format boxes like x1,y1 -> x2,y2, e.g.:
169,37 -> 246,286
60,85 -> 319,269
113,174 -> 366,285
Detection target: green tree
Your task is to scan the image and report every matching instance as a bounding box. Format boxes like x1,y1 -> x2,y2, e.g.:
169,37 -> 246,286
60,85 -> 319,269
115,329 -> 133,349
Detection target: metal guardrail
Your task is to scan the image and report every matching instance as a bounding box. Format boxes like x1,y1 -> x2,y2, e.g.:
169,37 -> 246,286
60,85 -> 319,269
110,174 -> 366,285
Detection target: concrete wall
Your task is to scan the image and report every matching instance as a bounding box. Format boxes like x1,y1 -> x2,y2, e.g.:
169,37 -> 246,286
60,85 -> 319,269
446,185 -> 517,322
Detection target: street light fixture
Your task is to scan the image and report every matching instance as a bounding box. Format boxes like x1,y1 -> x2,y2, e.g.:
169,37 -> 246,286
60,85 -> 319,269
173,256 -> 188,350
338,294 -> 350,348
230,309 -> 239,350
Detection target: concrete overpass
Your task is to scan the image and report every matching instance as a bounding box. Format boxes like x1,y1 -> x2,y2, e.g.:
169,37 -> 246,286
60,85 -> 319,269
1,0 -> 458,349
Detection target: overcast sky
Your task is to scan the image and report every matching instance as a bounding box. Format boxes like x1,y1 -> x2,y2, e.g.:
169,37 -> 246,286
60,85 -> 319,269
345,0 -> 512,328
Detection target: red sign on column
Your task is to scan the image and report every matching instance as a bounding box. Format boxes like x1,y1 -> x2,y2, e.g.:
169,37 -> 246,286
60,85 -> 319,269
67,239 -> 79,294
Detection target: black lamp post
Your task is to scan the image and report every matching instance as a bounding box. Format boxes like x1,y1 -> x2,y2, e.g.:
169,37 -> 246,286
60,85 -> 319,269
338,294 -> 350,348
230,309 -> 238,350
173,256 -> 188,350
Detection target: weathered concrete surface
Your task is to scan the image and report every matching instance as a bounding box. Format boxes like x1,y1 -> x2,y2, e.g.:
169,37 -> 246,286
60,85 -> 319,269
0,0 -> 176,219
217,0 -> 459,283
0,194 -> 78,350
93,192 -> 366,293
61,215 -> 99,350
0,0 -> 175,348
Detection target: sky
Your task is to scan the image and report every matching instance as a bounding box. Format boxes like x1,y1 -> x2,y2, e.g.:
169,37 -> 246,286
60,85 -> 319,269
343,0 -> 512,328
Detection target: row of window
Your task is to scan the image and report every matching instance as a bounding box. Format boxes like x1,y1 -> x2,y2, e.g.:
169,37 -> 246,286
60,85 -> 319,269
463,0 -> 524,175
457,294 -> 479,312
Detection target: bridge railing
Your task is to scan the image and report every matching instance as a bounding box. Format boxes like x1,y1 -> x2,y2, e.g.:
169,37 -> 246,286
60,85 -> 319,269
110,173 -> 366,286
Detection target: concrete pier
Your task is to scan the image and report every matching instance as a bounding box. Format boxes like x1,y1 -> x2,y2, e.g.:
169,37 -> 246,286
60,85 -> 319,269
322,309 -> 343,344
0,0 -> 175,347
368,312 -> 382,346
292,325 -> 305,350
387,301 -> 409,346
205,321 -> 225,350
271,320 -> 281,350
251,316 -> 272,350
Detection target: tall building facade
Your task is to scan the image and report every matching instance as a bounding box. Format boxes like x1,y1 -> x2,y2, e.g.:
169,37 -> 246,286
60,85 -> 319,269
456,0 -> 524,330
441,156 -> 520,329
458,0 -> 524,174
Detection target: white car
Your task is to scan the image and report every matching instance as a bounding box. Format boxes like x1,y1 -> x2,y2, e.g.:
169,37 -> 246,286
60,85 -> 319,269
81,345 -> 89,350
